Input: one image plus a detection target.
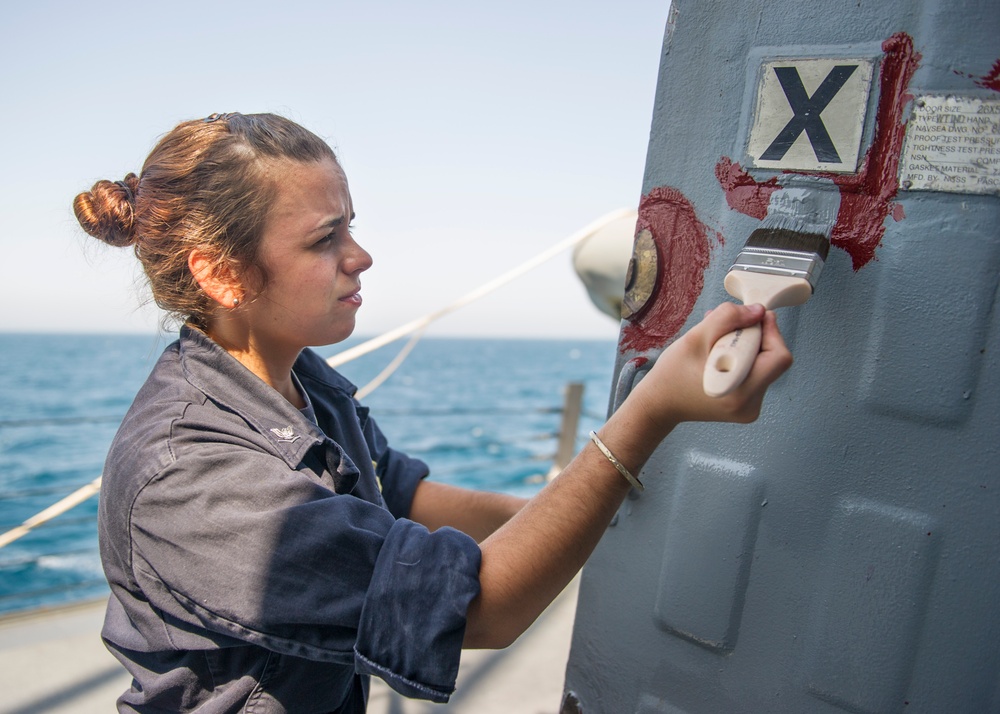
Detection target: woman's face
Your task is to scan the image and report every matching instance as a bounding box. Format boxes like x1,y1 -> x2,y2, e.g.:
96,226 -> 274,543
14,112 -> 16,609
242,157 -> 372,353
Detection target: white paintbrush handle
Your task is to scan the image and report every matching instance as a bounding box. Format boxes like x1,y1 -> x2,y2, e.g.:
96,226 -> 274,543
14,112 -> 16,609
703,322 -> 762,398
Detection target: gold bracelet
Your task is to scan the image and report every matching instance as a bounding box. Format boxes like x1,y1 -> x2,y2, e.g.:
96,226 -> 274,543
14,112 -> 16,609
589,431 -> 644,492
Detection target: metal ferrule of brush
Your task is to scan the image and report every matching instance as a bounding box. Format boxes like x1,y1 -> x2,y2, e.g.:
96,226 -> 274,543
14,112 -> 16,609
729,246 -> 825,290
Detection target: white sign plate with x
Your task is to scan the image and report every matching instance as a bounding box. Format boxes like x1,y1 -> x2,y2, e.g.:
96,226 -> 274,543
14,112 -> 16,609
748,58 -> 874,173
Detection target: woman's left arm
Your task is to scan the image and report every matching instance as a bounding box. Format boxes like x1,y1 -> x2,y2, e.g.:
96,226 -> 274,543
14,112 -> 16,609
408,480 -> 527,543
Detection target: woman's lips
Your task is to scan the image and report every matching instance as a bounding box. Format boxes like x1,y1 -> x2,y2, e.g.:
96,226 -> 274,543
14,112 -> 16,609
340,289 -> 362,306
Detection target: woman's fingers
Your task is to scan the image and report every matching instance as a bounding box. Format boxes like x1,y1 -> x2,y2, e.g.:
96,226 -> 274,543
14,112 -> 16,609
746,310 -> 794,386
692,304 -> 792,421
695,302 -> 766,352
628,302 -> 794,429
716,309 -> 793,422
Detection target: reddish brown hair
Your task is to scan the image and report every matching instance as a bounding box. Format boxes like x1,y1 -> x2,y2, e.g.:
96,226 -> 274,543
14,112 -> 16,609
73,112 -> 338,329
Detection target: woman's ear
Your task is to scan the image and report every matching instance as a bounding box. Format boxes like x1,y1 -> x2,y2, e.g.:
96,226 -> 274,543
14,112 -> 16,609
188,248 -> 243,309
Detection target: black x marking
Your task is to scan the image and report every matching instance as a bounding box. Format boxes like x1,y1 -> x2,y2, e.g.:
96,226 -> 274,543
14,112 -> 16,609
760,65 -> 858,163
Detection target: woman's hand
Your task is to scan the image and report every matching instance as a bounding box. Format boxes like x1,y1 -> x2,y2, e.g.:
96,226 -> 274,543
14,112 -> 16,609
627,302 -> 792,435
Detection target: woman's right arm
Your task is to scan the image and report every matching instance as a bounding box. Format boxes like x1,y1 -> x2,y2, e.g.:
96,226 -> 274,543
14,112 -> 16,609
462,303 -> 792,649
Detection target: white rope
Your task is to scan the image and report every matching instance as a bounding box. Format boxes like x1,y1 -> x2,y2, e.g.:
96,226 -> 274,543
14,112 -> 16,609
0,476 -> 103,549
354,326 -> 428,400
326,207 -> 635,369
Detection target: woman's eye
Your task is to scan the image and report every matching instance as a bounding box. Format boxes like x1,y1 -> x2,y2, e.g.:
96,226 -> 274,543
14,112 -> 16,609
315,220 -> 355,247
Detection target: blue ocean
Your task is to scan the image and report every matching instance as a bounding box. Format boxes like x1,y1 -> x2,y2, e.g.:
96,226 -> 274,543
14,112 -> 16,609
0,333 -> 618,616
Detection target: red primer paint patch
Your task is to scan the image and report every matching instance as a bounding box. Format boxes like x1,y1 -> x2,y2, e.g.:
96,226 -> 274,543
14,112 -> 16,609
955,59 -> 1000,92
715,157 -> 780,220
620,187 -> 715,353
976,59 -> 1000,92
826,33 -> 921,270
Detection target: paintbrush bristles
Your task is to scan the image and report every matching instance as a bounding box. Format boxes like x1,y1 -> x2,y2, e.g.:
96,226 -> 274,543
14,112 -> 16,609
744,228 -> 831,261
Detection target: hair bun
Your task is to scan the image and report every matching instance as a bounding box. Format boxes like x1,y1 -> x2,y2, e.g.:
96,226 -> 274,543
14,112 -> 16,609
73,173 -> 140,247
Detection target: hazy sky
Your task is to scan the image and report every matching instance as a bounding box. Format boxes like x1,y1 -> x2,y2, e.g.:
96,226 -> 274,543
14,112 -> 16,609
0,1 -> 669,339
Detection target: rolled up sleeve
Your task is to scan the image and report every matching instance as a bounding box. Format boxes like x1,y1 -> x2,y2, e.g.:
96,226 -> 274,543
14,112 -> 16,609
375,446 -> 429,519
354,519 -> 481,701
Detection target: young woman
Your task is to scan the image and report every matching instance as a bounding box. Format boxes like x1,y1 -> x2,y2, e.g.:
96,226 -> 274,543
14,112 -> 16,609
74,112 -> 791,713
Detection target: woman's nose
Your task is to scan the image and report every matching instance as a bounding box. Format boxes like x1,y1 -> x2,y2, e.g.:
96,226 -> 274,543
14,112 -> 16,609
345,236 -> 373,274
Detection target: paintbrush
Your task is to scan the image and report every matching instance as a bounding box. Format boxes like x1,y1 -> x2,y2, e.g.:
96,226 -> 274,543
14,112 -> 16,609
703,189 -> 834,397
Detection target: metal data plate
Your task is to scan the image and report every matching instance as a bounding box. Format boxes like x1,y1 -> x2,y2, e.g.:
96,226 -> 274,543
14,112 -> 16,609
899,95 -> 1000,196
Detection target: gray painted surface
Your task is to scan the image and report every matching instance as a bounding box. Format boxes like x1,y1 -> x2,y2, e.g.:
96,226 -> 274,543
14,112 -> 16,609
564,2 -> 999,713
